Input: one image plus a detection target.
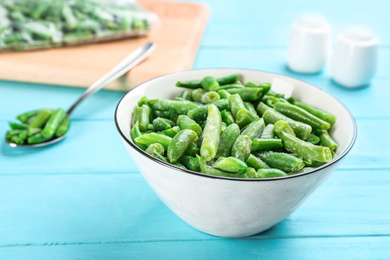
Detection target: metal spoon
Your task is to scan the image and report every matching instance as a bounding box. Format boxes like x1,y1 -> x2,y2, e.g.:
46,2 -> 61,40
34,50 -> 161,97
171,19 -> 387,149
7,41 -> 156,148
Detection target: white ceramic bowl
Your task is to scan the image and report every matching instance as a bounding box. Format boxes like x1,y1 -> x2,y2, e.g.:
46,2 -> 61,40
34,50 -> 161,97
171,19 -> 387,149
115,69 -> 357,237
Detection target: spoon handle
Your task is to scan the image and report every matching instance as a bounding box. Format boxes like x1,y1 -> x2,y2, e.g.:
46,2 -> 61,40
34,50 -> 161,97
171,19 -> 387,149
67,41 -> 156,115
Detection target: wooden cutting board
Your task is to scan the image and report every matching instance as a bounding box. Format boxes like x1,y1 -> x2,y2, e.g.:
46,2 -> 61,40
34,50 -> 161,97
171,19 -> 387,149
0,0 -> 209,91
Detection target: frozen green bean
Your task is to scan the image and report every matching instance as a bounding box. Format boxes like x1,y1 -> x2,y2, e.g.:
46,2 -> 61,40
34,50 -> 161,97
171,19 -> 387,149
201,91 -> 220,104
179,155 -> 200,172
153,117 -> 174,131
200,104 -> 222,161
220,110 -> 235,125
245,154 -> 270,170
251,138 -> 283,152
42,108 -> 66,138
241,119 -> 265,140
167,129 -> 198,163
145,143 -> 165,156
201,76 -> 219,91
216,123 -> 240,158
319,130 -> 338,151
231,135 -> 251,162
274,102 -> 330,130
260,124 -> 275,139
135,132 -> 172,151
279,131 -> 332,163
263,109 -> 312,140
148,99 -> 199,115
212,157 -> 248,173
225,88 -> 263,101
294,101 -> 336,125
191,88 -> 207,102
257,151 -> 305,172
257,168 -> 288,178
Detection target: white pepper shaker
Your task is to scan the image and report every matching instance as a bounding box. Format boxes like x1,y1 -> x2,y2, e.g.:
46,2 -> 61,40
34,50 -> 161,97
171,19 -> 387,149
287,12 -> 331,74
331,25 -> 378,88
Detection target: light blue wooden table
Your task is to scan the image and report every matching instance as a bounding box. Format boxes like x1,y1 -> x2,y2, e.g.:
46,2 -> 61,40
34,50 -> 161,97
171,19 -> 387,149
1,0 -> 389,259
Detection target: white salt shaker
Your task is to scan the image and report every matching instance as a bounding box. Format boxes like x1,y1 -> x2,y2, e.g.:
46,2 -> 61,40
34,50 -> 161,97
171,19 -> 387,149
287,12 -> 331,74
331,25 -> 378,88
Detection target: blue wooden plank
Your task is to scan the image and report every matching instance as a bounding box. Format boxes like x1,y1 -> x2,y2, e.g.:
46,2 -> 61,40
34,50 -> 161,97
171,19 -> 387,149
1,236 -> 390,260
0,81 -> 125,121
0,120 -> 138,175
0,169 -> 389,247
1,118 -> 389,175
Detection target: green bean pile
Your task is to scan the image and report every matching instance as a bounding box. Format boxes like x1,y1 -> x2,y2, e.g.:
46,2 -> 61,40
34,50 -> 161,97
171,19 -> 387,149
130,73 -> 338,178
5,109 -> 70,145
0,0 -> 153,51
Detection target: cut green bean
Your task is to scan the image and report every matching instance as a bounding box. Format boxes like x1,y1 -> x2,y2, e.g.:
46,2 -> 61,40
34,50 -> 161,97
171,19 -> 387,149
176,79 -> 201,89
245,81 -> 260,88
220,110 -> 235,125
256,102 -> 272,116
55,117 -> 70,138
216,123 -> 240,158
257,168 -> 288,178
197,155 -> 241,178
274,120 -> 295,137
201,91 -> 220,104
225,88 -> 263,101
216,73 -> 240,85
180,90 -> 192,101
241,119 -> 265,140
244,102 -> 257,116
187,99 -> 229,122
263,109 -> 312,140
183,142 -> 199,156
274,102 -> 330,130
218,83 -> 245,90
42,108 -> 66,138
16,109 -> 39,123
251,138 -> 283,152
167,129 -> 198,163
319,130 -> 338,151
177,115 -> 202,137
294,101 -> 336,125
162,126 -> 180,138
201,76 -> 219,91
279,131 -> 332,163
132,106 -> 141,126
200,104 -> 222,161
217,89 -> 231,99
191,88 -> 207,102
307,134 -> 321,145
27,133 -> 51,144
260,124 -> 275,139
231,135 -> 251,162
145,143 -> 165,156
28,109 -> 53,132
245,154 -> 270,170
154,110 -> 171,119
148,99 -> 199,115
138,96 -> 148,106
212,157 -> 248,173
135,132 -> 172,151
257,151 -> 305,172
8,122 -> 28,130
138,104 -> 151,132
153,117 -> 174,131
130,121 -> 147,150
179,155 -> 200,172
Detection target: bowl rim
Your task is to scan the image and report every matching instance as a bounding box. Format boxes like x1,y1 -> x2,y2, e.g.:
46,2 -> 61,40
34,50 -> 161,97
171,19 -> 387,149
115,68 -> 357,182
